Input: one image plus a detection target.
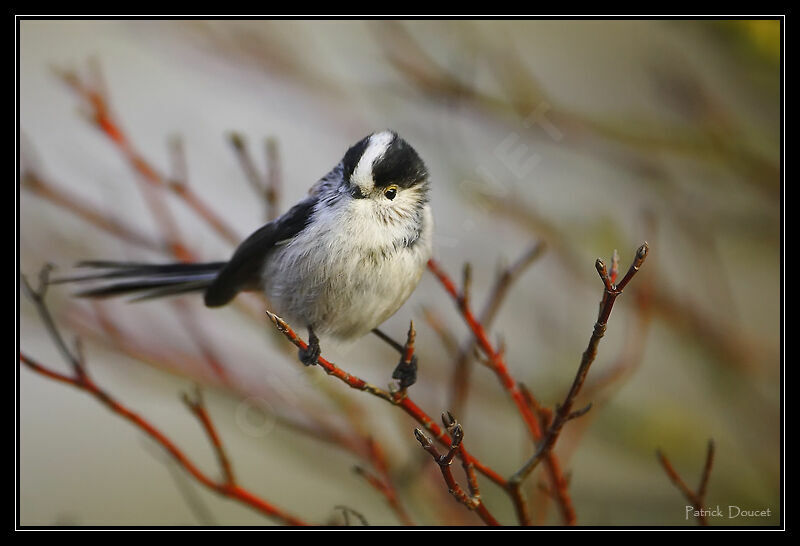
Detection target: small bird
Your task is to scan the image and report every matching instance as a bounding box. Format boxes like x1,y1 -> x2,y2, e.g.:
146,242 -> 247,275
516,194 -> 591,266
56,130 -> 433,385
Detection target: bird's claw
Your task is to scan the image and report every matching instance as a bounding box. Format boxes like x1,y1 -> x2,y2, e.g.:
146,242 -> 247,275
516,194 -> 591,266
392,355 -> 418,389
299,327 -> 320,366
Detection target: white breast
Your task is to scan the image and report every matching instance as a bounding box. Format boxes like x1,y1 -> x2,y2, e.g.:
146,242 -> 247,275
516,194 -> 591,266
262,199 -> 432,340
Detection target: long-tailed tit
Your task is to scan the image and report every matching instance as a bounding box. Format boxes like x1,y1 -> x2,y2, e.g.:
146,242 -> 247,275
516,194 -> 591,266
56,130 -> 433,386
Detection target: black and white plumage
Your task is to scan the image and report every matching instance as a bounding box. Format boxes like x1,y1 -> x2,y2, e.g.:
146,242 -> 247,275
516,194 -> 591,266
57,130 -> 433,371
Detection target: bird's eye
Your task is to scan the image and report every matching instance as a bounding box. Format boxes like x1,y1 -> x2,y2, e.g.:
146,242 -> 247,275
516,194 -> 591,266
383,186 -> 398,201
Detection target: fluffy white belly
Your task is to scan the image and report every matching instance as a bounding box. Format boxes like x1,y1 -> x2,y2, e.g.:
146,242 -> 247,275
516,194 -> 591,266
262,204 -> 432,339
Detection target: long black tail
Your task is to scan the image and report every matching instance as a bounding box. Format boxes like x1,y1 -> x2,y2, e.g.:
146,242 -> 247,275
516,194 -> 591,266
52,260 -> 227,301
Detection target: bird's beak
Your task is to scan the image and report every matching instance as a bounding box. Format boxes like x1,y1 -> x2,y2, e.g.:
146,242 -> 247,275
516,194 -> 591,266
349,185 -> 366,199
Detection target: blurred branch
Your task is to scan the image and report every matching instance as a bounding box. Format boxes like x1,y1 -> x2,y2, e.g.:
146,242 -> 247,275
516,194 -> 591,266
657,439 -> 716,526
20,269 -> 305,526
333,505 -> 369,526
182,386 -> 236,486
143,438 -> 218,525
420,306 -> 461,357
350,433 -> 414,526
21,169 -> 162,253
264,137 -> 282,221
353,436 -> 414,526
170,300 -> 231,384
449,241 -> 546,418
56,62 -> 241,251
229,133 -> 282,221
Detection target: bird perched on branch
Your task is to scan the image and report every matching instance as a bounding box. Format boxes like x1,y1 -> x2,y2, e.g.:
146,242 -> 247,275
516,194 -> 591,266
56,130 -> 433,386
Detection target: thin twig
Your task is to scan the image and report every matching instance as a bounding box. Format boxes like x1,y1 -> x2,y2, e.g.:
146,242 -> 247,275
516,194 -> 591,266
140,438 -> 219,525
264,137 -> 282,221
657,439 -> 716,526
414,413 -> 500,526
182,386 -> 237,486
21,267 -> 84,379
229,133 -> 282,221
420,306 -> 461,357
168,135 -> 189,187
508,243 -> 649,508
229,133 -> 266,201
353,465 -> 414,526
352,436 -> 414,526
697,440 -> 716,502
334,505 -> 369,526
427,259 -> 543,441
171,300 -> 230,384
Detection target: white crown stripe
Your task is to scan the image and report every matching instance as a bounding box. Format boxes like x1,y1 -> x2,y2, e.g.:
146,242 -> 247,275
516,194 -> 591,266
351,131 -> 395,193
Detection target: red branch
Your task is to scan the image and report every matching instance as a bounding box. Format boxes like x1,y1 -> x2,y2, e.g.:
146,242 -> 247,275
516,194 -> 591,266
415,413 -> 500,526
426,258 -> 574,525
265,311 -> 507,491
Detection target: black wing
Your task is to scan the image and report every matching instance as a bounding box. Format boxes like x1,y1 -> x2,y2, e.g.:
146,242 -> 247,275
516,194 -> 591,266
203,197 -> 317,307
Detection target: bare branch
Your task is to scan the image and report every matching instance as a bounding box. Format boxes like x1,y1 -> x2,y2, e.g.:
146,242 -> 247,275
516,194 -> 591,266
264,137 -> 282,221
333,505 -> 369,526
182,386 -> 236,486
507,243 -> 649,519
265,310 -> 508,491
228,132 -> 283,221
414,413 -> 500,526
657,439 -> 716,526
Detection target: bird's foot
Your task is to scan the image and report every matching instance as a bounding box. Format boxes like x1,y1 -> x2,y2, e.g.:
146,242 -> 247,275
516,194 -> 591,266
392,355 -> 418,389
299,326 -> 320,366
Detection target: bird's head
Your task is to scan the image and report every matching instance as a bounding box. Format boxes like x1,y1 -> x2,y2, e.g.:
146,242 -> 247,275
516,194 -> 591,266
340,130 -> 429,212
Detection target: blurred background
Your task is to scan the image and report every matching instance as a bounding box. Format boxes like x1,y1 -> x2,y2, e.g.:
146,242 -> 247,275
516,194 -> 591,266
19,19 -> 781,526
